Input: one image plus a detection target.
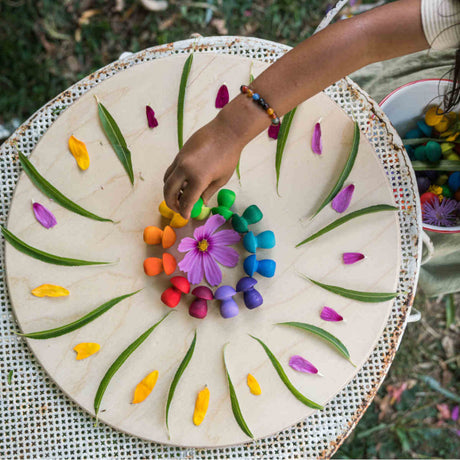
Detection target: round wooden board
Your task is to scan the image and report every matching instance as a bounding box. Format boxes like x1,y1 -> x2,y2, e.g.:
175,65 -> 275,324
5,53 -> 400,447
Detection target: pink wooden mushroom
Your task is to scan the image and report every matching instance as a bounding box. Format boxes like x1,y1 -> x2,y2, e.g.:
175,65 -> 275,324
189,286 -> 213,319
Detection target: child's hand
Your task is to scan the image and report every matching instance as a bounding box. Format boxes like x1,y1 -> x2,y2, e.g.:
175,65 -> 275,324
163,115 -> 244,219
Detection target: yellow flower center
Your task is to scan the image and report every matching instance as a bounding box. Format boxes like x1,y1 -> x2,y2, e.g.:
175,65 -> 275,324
198,239 -> 209,252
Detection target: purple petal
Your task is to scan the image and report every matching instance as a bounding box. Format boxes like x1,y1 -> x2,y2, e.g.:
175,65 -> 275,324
452,405 -> 459,422
311,122 -> 322,154
215,85 -> 229,109
268,124 -> 280,140
32,202 -> 57,229
194,214 -> 225,240
146,105 -> 158,128
342,252 -> 365,264
289,355 -> 319,374
209,245 -> 239,267
208,229 -> 240,246
177,237 -> 197,252
331,184 -> 355,213
186,251 -> 205,285
203,254 -> 222,286
320,306 -> 343,322
178,248 -> 199,272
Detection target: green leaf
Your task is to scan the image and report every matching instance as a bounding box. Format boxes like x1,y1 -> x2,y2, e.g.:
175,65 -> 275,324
275,107 -> 297,195
411,160 -> 460,171
177,54 -> 194,150
222,344 -> 254,439
313,121 -> 360,216
276,322 -> 353,363
97,100 -> 134,185
18,290 -> 141,339
249,335 -> 323,410
249,73 -> 255,84
1,226 -> 110,266
403,137 -> 460,146
418,375 -> 460,403
235,159 -> 241,182
7,370 -> 13,385
296,204 -> 398,247
18,152 -> 112,222
445,294 -> 456,328
166,330 -> 197,435
299,274 -> 398,303
94,311 -> 171,417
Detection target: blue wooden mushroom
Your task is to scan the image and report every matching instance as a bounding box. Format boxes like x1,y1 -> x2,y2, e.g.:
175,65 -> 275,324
243,254 -> 276,278
236,277 -> 263,309
215,285 -> 239,318
243,230 -> 275,253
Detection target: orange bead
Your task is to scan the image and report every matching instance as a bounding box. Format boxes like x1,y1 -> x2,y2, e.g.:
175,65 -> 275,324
143,257 -> 163,276
246,90 -> 253,97
266,108 -> 274,116
162,225 -> 176,248
163,253 -> 177,275
143,226 -> 163,245
270,113 -> 277,119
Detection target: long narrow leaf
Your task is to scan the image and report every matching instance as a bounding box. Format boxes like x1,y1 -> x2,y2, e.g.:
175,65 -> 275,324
411,160 -> 460,171
296,204 -> 397,247
166,330 -> 197,435
275,107 -> 297,195
276,322 -> 353,363
97,100 -> 134,185
1,226 -> 110,266
313,122 -> 360,216
300,274 -> 398,303
94,311 -> 172,417
418,375 -> 460,403
223,344 -> 254,439
177,54 -> 194,150
250,335 -> 323,410
18,152 -> 112,222
18,290 -> 141,339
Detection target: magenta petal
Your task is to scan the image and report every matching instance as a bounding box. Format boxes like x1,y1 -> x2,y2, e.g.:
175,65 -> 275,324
146,105 -> 158,128
209,245 -> 239,267
331,184 -> 355,213
452,405 -> 459,422
177,237 -> 197,252
311,122 -> 322,154
203,254 -> 222,286
187,251 -> 205,285
178,248 -> 198,272
215,85 -> 229,109
208,229 -> 240,246
32,202 -> 57,229
289,355 -> 319,374
320,306 -> 343,322
268,124 -> 280,140
342,252 -> 365,264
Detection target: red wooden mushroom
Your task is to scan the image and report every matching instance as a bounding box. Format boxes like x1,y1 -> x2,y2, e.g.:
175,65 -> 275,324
189,286 -> 213,319
161,276 -> 190,308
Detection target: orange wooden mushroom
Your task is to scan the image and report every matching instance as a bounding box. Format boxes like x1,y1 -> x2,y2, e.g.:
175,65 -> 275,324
143,253 -> 177,276
143,225 -> 176,248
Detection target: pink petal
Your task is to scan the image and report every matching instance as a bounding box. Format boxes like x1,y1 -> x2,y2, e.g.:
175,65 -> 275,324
202,214 -> 226,238
215,85 -> 229,109
451,405 -> 459,422
177,237 -> 197,252
208,229 -> 240,246
320,306 -> 343,322
203,254 -> 222,286
268,124 -> 280,140
32,202 -> 57,229
331,184 -> 355,213
342,252 -> 365,264
146,105 -> 158,128
178,248 -> 199,272
187,251 -> 205,285
209,245 -> 239,267
289,355 -> 319,374
311,122 -> 322,154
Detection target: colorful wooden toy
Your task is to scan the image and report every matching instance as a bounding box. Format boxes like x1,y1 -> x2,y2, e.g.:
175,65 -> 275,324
143,225 -> 176,248
161,276 -> 190,308
231,205 -> 263,233
144,253 -> 177,276
243,230 -> 275,253
190,197 -> 211,220
214,285 -> 238,318
211,189 -> 236,220
236,277 -> 263,309
243,254 -> 276,278
189,286 -> 213,319
159,200 -> 188,228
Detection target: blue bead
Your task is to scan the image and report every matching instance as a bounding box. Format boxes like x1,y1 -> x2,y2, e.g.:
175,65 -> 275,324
252,93 -> 260,101
417,119 -> 432,137
448,171 -> 460,192
405,128 -> 424,139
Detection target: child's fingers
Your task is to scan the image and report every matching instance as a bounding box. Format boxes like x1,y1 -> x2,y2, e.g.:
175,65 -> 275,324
163,170 -> 187,213
202,180 -> 224,205
179,178 -> 205,219
163,160 -> 177,183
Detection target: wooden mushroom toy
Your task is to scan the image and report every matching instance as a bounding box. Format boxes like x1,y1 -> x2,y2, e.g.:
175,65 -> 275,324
159,200 -> 188,228
143,253 -> 177,276
189,286 -> 213,319
243,254 -> 276,278
236,276 -> 263,309
161,276 -> 190,308
143,225 -> 176,248
214,285 -> 238,318
231,205 -> 263,233
243,230 -> 275,253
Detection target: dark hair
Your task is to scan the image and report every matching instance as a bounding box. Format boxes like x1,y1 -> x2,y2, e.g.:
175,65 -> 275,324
443,48 -> 460,111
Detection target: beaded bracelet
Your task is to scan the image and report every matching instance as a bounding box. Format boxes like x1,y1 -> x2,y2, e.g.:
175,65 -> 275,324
240,85 -> 280,125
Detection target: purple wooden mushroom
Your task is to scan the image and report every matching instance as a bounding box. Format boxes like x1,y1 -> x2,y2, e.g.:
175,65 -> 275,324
189,286 -> 213,319
214,285 -> 238,318
236,276 -> 263,309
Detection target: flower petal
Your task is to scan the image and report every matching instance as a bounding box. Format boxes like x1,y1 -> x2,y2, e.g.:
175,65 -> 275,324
331,184 -> 355,213
215,84 -> 229,108
193,214 -> 225,241
268,124 -> 280,140
288,355 -> 319,374
32,202 -> 57,229
208,229 -> 241,246
203,254 -> 222,286
452,405 -> 459,422
187,251 -> 205,285
178,236 -> 197,252
210,245 -> 239,267
320,306 -> 343,322
178,248 -> 199,272
311,122 -> 322,154
146,105 -> 158,128
342,252 -> 365,264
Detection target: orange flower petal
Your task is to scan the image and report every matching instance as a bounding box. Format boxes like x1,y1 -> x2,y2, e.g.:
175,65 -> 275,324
247,373 -> 261,395
31,284 -> 69,298
132,370 -> 159,404
74,342 -> 100,360
193,386 -> 210,426
68,135 -> 90,170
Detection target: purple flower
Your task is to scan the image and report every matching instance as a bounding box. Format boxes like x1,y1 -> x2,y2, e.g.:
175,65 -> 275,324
178,214 -> 240,286
320,306 -> 343,322
422,198 -> 458,227
32,202 -> 57,229
215,85 -> 229,109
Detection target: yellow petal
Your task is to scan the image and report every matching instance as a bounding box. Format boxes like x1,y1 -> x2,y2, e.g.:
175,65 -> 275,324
68,135 -> 90,170
193,386 -> 210,426
132,370 -> 159,404
74,342 -> 100,360
247,373 -> 262,395
31,284 -> 70,298
425,106 -> 444,126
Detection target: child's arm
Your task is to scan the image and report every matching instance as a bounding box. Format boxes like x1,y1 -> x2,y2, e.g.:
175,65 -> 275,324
164,0 -> 428,218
